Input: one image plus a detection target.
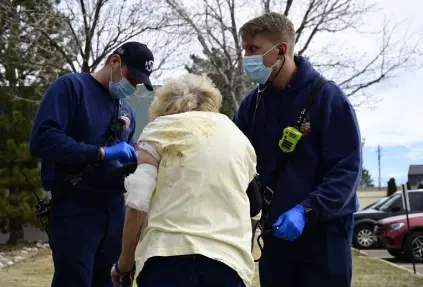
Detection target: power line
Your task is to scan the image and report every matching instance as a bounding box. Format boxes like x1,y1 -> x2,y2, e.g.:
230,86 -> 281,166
377,145 -> 382,191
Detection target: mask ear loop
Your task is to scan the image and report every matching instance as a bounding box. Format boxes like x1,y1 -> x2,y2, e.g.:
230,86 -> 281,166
110,59 -> 124,83
269,54 -> 286,84
263,43 -> 282,70
119,60 -> 124,81
110,65 -> 113,83
262,43 -> 281,57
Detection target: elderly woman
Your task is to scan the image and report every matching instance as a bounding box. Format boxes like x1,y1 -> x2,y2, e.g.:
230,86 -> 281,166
110,73 -> 258,287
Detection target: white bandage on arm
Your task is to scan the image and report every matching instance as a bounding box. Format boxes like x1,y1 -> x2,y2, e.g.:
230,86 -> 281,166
124,164 -> 158,212
137,141 -> 161,162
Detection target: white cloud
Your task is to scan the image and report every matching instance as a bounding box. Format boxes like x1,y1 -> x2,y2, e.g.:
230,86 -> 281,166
355,69 -> 423,149
405,145 -> 423,161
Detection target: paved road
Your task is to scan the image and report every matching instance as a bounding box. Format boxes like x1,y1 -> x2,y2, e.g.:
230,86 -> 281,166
364,249 -> 423,275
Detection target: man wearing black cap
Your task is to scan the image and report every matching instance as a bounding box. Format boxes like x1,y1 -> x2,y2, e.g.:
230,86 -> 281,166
29,42 -> 155,287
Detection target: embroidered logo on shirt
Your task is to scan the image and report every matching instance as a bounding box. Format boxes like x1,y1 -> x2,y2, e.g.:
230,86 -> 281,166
300,118 -> 311,135
120,116 -> 130,130
121,109 -> 131,130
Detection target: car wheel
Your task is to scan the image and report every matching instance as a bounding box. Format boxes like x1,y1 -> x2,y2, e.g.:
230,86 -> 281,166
353,225 -> 375,249
387,248 -> 404,259
404,231 -> 423,263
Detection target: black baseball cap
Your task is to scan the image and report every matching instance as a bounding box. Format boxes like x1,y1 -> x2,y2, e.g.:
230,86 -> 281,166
113,42 -> 154,91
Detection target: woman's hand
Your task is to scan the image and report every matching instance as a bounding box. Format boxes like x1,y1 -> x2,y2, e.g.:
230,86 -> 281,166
118,258 -> 135,273
110,259 -> 136,287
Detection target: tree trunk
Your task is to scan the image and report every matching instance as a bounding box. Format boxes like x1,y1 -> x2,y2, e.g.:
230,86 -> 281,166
7,216 -> 24,245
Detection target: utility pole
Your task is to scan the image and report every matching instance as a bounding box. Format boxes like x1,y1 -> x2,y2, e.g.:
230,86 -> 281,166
377,145 -> 382,191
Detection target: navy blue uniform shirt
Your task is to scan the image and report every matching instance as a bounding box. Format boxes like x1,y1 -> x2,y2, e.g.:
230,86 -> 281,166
234,56 -> 362,223
30,73 -> 136,207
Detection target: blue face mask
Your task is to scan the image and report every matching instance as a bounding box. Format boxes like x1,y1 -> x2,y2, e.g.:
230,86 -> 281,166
243,44 -> 280,84
109,63 -> 135,99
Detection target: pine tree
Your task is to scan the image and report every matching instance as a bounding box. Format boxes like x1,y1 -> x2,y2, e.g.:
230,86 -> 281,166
0,0 -> 68,244
185,50 -> 255,118
360,167 -> 374,188
386,178 -> 398,197
0,87 -> 44,244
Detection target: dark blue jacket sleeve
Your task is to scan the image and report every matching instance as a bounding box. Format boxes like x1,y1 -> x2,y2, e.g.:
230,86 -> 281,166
29,76 -> 99,164
233,89 -> 256,137
127,107 -> 136,146
300,84 -> 362,219
233,102 -> 248,136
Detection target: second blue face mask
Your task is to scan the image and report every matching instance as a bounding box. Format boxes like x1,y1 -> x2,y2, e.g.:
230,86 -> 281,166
243,44 -> 280,84
109,63 -> 136,99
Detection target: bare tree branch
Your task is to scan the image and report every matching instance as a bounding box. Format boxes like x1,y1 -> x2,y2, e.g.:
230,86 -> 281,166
189,0 -> 422,110
1,0 -> 187,104
10,96 -> 41,104
164,0 -> 252,110
294,0 -> 375,54
341,22 -> 421,97
164,0 -> 422,112
14,0 -> 186,75
284,0 -> 294,16
0,1 -> 71,102
262,0 -> 271,13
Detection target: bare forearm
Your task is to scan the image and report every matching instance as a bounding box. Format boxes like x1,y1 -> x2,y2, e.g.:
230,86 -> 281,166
118,147 -> 157,271
118,207 -> 147,272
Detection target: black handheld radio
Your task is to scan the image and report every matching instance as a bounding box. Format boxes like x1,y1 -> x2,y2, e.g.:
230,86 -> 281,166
22,171 -> 51,236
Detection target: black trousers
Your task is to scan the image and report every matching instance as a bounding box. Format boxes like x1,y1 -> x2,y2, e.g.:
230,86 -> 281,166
136,254 -> 245,287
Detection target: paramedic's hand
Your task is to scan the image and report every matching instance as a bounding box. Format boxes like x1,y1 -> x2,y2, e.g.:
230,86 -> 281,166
272,205 -> 306,241
104,142 -> 137,162
111,262 -> 135,287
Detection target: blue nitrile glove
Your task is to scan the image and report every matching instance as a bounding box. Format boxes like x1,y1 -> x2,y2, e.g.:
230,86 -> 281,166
104,142 -> 137,162
272,204 -> 306,241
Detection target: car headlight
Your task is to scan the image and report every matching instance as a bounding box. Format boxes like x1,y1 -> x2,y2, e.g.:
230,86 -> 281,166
389,222 -> 405,232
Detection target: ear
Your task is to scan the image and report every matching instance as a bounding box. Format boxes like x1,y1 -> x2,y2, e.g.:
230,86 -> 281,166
109,54 -> 121,66
277,43 -> 289,57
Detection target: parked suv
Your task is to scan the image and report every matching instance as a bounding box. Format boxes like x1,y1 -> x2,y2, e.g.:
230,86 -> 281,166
353,189 -> 423,249
361,196 -> 390,211
374,213 -> 423,262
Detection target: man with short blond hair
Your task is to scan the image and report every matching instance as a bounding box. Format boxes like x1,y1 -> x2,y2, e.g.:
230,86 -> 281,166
239,12 -> 296,56
234,12 -> 361,287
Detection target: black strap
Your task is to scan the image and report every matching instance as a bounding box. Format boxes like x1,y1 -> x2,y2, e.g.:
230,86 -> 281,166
252,77 -> 329,262
63,98 -> 123,184
102,98 -> 123,147
248,85 -> 267,141
267,77 -> 328,192
47,98 -> 125,210
293,78 -> 328,131
246,175 -> 263,217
